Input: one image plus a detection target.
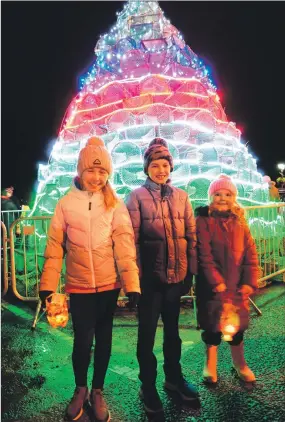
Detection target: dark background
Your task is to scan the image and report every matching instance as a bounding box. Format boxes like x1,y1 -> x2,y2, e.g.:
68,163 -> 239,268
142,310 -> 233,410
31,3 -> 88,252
2,1 -> 285,203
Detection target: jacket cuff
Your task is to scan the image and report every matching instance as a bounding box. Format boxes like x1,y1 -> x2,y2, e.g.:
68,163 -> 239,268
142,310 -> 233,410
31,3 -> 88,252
188,254 -> 198,275
120,271 -> 141,294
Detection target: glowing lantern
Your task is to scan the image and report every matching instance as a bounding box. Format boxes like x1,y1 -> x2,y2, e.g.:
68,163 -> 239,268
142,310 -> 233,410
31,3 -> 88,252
220,301 -> 240,342
46,293 -> 69,328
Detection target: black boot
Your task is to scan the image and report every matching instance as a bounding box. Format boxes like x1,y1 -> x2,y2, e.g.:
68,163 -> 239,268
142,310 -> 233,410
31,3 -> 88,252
164,376 -> 199,401
139,385 -> 163,414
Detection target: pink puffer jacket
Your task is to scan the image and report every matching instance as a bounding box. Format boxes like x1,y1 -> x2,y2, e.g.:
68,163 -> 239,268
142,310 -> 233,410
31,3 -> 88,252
40,184 -> 140,295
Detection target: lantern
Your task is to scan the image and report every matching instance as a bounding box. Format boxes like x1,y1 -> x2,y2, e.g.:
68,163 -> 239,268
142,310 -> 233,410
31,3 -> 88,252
45,293 -> 69,328
220,301 -> 240,342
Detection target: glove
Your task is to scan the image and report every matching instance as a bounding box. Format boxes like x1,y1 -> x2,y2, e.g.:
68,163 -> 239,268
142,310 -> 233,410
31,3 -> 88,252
126,292 -> 140,311
213,283 -> 227,293
181,273 -> 193,296
39,290 -> 53,307
238,285 -> 254,298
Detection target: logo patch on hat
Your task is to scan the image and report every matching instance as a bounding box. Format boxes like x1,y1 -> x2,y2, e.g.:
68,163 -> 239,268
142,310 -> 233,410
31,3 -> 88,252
93,159 -> 101,165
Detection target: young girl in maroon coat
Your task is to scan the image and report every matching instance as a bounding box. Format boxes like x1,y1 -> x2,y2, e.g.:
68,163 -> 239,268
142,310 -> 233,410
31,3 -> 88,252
195,174 -> 258,384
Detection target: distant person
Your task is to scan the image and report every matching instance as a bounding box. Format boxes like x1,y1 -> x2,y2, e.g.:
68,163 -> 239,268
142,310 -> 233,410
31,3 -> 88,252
1,186 -> 21,232
276,175 -> 285,189
39,137 -> 140,422
263,175 -> 281,202
276,175 -> 285,202
196,175 -> 258,384
268,181 -> 280,202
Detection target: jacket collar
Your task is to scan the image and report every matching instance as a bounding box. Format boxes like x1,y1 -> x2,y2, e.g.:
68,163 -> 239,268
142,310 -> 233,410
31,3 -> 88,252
144,177 -> 172,196
195,206 -> 209,217
195,205 -> 236,219
70,177 -> 104,200
74,176 -> 82,191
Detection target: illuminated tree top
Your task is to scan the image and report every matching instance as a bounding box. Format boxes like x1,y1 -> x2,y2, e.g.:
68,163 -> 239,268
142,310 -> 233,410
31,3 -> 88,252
79,0 -> 215,93
33,0 -> 268,221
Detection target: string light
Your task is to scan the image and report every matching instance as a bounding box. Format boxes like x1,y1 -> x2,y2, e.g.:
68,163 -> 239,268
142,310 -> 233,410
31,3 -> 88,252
34,0 -> 269,219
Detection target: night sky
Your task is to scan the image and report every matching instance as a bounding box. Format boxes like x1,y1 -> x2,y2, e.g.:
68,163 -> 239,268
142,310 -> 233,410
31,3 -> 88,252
2,1 -> 285,203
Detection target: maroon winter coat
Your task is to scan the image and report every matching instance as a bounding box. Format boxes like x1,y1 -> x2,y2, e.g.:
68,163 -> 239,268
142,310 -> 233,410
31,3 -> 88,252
195,206 -> 259,332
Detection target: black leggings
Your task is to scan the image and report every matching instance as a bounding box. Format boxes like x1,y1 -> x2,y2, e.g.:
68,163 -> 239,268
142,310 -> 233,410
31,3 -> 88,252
69,289 -> 120,389
202,330 -> 244,346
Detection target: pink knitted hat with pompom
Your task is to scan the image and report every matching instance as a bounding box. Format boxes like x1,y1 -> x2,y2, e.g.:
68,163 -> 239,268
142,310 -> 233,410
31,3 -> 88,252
208,174 -> 238,198
77,136 -> 113,176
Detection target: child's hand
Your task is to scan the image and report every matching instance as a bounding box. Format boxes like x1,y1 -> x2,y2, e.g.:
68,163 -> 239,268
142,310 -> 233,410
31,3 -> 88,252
213,283 -> 227,293
126,292 -> 140,311
238,285 -> 254,298
181,273 -> 193,295
39,290 -> 53,308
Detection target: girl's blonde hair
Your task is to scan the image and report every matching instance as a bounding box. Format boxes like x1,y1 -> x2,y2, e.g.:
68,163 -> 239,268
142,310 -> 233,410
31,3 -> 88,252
102,181 -> 119,210
78,176 -> 118,210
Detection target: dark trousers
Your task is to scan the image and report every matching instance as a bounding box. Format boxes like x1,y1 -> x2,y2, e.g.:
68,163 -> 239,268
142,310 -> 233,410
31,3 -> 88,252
137,281 -> 183,387
202,330 -> 244,346
69,289 -> 120,389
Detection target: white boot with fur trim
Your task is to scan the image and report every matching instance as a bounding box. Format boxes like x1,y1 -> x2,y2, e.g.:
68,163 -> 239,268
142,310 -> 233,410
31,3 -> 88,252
231,343 -> 256,382
203,345 -> 218,384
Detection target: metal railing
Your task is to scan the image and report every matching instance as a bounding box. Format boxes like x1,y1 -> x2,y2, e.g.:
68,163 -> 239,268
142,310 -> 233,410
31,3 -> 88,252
2,203 -> 285,304
1,222 -> 9,296
244,203 -> 285,287
9,216 -> 52,301
1,210 -> 22,233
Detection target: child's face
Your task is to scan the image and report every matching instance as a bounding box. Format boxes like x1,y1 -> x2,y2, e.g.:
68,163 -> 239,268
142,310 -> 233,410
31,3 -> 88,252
211,189 -> 235,211
148,159 -> 171,185
80,167 -> 108,192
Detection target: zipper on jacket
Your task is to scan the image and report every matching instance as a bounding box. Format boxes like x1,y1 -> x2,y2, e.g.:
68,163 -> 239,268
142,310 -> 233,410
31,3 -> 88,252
88,193 -> 96,289
146,185 -> 170,281
160,197 -> 169,280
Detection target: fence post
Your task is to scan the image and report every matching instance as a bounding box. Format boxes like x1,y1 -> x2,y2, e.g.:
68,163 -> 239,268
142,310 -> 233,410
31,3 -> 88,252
1,222 -> 9,297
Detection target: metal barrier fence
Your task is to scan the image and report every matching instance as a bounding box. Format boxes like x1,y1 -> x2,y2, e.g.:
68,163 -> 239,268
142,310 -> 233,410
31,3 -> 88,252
1,208 -> 27,297
1,210 -> 22,235
9,216 -> 53,301
2,203 -> 285,303
1,222 -> 9,296
244,203 -> 285,287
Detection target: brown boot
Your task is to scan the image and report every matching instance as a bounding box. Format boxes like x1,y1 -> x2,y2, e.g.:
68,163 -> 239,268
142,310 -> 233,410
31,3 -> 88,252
203,345 -> 218,384
231,343 -> 256,382
90,389 -> 110,422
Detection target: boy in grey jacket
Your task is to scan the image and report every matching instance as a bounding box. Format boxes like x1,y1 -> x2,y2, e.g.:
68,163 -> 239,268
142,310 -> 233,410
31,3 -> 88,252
126,138 -> 199,414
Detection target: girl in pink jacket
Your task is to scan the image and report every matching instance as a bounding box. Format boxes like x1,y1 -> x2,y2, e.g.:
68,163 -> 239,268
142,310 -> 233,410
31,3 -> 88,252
196,174 -> 258,385
39,137 -> 140,422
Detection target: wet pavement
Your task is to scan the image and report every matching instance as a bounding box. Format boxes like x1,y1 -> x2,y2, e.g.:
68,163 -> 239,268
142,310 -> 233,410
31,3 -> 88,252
2,283 -> 285,422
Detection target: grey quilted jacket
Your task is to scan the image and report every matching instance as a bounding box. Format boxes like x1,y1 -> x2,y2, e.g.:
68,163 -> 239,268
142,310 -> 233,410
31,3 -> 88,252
126,178 -> 197,284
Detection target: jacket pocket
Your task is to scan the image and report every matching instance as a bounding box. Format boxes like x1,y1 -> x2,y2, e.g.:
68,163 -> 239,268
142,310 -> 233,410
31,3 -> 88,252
66,248 -> 91,284
177,238 -> 187,274
141,240 -> 165,275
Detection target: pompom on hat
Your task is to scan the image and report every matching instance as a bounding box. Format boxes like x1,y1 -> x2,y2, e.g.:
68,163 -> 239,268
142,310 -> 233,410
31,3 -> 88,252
143,138 -> 174,175
77,136 -> 113,177
208,174 -> 238,198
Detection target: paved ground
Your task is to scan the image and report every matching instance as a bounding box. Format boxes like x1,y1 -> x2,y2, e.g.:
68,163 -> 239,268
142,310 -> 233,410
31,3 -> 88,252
2,283 -> 285,422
